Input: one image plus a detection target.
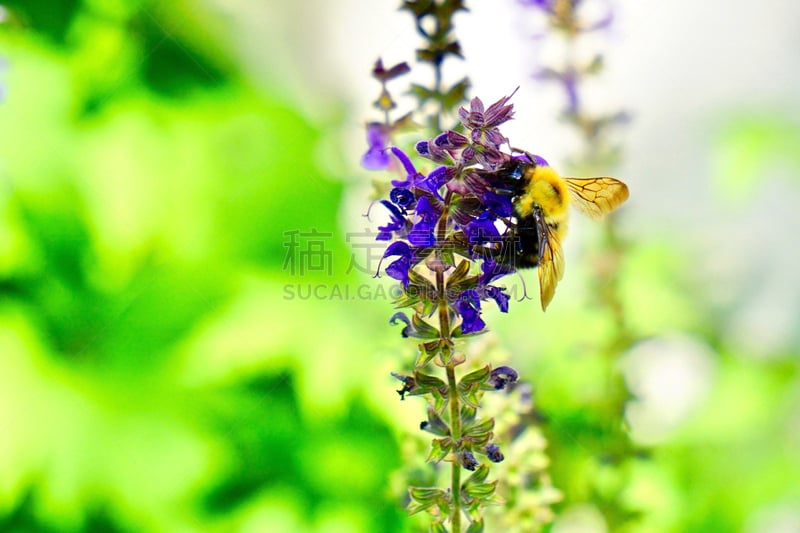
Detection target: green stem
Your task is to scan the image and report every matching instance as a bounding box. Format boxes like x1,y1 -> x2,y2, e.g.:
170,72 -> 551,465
382,81 -> 391,126
435,190 -> 453,340
447,363 -> 462,533
433,189 -> 460,530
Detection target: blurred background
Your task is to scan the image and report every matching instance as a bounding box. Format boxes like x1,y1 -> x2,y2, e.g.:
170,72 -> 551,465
0,0 -> 799,532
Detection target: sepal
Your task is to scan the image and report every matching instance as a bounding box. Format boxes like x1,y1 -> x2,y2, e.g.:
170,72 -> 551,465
408,486 -> 448,516
462,417 -> 494,446
430,521 -> 448,533
426,437 -> 453,463
465,519 -> 484,533
421,406 -> 450,437
462,480 -> 497,500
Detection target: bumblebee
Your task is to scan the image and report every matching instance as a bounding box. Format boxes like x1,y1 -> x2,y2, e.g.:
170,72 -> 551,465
482,154 -> 629,310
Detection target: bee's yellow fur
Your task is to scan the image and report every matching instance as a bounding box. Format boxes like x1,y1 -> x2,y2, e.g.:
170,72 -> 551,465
516,165 -> 570,237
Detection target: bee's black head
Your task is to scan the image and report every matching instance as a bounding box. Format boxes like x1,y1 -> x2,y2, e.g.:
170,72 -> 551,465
496,154 -> 537,190
504,158 -> 530,180
479,152 -> 541,197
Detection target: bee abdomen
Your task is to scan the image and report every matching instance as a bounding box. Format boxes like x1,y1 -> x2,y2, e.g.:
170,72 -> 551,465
512,214 -> 540,269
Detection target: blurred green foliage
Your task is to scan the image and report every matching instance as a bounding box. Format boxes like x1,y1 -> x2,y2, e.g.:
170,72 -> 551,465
0,1 -> 405,532
712,112 -> 800,206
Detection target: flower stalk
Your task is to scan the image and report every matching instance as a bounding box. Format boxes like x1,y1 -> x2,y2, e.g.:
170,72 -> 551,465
521,0 -> 641,529
360,1 -> 626,531
368,84 -> 577,529
446,364 -> 462,532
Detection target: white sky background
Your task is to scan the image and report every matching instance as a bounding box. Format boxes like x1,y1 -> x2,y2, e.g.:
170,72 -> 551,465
213,0 -> 800,354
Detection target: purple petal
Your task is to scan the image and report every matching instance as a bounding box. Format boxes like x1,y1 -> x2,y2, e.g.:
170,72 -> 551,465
485,443 -> 504,463
488,365 -> 519,390
469,96 -> 485,114
483,94 -> 515,128
390,187 -> 415,208
386,256 -> 411,286
531,154 -> 549,166
383,241 -> 411,259
415,196 -> 438,222
466,216 -> 500,244
480,257 -> 515,285
486,286 -> 510,313
389,312 -> 413,338
361,123 -> 391,170
456,290 -> 485,334
483,191 -> 513,218
390,146 -> 418,177
362,148 -> 391,170
408,222 -> 435,246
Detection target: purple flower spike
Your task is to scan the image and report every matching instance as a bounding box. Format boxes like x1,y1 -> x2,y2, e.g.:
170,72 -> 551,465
459,96 -> 485,130
514,152 -> 549,167
420,166 -> 454,197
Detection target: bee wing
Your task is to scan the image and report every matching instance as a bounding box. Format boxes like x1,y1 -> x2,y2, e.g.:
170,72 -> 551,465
534,207 -> 565,311
563,177 -> 629,220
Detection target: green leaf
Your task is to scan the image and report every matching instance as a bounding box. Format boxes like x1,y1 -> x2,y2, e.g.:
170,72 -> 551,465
465,519 -> 485,533
415,371 -> 447,390
451,324 -> 487,339
410,83 -> 436,106
463,481 -> 497,500
447,274 -> 480,296
464,464 -> 490,486
411,313 -> 441,339
416,341 -> 440,368
439,340 -> 454,365
446,259 -> 471,287
426,438 -> 452,463
441,249 -> 456,269
460,405 -> 477,424
408,487 -> 447,516
459,389 -> 481,409
410,487 -> 446,502
460,366 -> 491,385
463,417 -> 494,439
422,406 -> 450,437
430,521 -> 448,533
432,391 -> 446,412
